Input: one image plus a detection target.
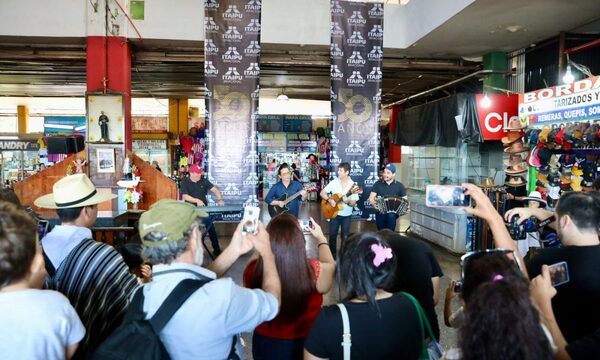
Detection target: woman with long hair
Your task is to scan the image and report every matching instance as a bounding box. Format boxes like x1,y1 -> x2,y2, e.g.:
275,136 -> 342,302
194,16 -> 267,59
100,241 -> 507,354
451,252 -> 554,360
304,232 -> 422,360
244,213 -> 335,360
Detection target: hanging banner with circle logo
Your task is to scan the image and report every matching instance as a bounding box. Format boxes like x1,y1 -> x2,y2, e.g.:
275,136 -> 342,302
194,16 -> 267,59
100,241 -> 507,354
330,0 -> 383,220
204,0 -> 261,207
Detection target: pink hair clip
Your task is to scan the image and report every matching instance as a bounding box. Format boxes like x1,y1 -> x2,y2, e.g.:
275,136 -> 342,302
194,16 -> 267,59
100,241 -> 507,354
371,244 -> 393,267
492,274 -> 504,282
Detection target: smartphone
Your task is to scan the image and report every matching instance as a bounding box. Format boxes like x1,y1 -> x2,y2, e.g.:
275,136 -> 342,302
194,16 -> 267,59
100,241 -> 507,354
242,206 -> 260,235
300,219 -> 313,233
37,219 -> 50,239
425,185 -> 471,207
454,281 -> 462,293
548,261 -> 569,287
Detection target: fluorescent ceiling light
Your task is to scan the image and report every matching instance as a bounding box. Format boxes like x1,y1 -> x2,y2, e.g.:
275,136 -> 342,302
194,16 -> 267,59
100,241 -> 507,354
44,124 -> 74,130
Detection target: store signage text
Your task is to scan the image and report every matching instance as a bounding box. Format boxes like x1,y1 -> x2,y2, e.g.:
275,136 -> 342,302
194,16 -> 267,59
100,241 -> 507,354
0,140 -> 40,151
476,94 -> 519,141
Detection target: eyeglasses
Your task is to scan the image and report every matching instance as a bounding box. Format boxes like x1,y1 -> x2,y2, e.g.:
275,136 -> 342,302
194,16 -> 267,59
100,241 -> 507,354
460,248 -> 523,281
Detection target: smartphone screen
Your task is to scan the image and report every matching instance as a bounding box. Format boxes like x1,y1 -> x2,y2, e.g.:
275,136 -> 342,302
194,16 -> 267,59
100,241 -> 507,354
425,185 -> 470,207
242,206 -> 260,235
548,261 -> 569,287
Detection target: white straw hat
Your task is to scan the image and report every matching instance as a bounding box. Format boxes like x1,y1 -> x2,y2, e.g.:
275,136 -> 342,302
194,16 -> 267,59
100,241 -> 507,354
34,174 -> 117,209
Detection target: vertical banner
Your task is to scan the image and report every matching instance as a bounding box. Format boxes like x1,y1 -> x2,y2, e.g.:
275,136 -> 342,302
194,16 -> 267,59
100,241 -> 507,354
205,0 -> 261,207
330,0 -> 384,219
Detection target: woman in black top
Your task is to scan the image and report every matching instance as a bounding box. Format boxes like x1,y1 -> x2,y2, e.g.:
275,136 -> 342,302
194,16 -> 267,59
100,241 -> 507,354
304,232 -> 422,360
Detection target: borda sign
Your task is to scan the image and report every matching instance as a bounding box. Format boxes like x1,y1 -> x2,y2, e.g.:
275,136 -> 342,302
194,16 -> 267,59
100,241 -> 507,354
476,94 -> 519,141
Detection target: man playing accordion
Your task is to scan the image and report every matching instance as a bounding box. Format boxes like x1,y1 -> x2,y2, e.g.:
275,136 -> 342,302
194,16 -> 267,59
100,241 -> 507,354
368,164 -> 408,231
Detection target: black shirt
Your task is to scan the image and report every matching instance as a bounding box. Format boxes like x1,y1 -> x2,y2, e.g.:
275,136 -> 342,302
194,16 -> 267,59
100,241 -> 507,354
305,293 -> 422,360
384,233 -> 444,340
180,177 -> 214,204
527,245 -> 600,342
371,179 -> 406,198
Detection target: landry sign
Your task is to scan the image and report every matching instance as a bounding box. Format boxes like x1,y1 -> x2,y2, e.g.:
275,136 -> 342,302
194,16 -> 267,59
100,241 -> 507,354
0,140 -> 40,151
476,94 -> 519,141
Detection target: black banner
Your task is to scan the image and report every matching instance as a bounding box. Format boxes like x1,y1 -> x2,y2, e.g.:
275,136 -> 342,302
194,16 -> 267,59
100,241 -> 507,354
330,0 -> 384,220
204,0 -> 261,208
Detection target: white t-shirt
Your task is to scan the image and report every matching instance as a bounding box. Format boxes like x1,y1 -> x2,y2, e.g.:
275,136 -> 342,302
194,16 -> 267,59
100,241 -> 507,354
324,178 -> 360,217
0,289 -> 85,360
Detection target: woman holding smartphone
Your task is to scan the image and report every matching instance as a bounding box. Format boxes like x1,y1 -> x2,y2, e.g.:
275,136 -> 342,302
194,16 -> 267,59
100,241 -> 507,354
243,214 -> 335,360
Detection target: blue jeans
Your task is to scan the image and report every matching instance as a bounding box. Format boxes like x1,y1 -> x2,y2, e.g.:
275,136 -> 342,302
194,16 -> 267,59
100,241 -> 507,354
375,213 -> 398,231
329,215 -> 351,259
202,216 -> 221,254
252,332 -> 304,360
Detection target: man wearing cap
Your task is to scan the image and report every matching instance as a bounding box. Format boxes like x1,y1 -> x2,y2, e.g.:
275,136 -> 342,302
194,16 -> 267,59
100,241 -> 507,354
35,174 -> 139,359
505,191 -> 600,344
265,163 -> 307,217
180,164 -> 224,255
368,163 -> 407,231
138,200 -> 281,359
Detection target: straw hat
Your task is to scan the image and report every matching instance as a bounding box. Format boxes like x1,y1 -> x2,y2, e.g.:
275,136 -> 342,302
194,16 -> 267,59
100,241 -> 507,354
523,191 -> 547,208
480,177 -> 496,188
505,175 -> 526,187
503,140 -> 530,154
35,174 -> 117,209
504,154 -> 523,167
501,131 -> 524,145
505,118 -> 527,131
506,163 -> 528,175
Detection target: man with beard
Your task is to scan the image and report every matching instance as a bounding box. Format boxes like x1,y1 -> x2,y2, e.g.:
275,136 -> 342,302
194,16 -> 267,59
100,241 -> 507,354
136,200 -> 281,359
368,164 -> 407,231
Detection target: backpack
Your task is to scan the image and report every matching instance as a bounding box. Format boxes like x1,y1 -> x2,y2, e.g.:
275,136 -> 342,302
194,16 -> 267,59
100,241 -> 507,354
92,278 -> 239,360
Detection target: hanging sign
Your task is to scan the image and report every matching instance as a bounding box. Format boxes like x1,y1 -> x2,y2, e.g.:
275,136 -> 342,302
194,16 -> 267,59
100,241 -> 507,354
519,75 -> 600,125
205,0 -> 261,207
132,139 -> 167,150
476,94 -> 519,140
132,116 -> 168,133
330,0 -> 383,220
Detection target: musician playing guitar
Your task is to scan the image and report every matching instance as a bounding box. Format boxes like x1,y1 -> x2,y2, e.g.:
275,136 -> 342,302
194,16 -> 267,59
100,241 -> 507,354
320,162 -> 359,258
266,163 -> 307,217
368,164 -> 407,231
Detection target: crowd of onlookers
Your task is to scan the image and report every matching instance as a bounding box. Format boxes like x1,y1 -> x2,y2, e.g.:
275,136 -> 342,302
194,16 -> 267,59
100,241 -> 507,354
0,174 -> 598,359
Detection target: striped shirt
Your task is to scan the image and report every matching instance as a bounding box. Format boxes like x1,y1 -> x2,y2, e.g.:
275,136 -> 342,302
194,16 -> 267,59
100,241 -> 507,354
46,238 -> 138,359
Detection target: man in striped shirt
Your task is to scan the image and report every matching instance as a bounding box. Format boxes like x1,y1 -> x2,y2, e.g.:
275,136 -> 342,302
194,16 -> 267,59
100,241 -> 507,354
35,174 -> 139,359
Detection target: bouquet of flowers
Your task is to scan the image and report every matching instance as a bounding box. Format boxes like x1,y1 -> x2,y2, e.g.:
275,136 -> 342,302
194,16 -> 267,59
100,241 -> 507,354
124,186 -> 143,204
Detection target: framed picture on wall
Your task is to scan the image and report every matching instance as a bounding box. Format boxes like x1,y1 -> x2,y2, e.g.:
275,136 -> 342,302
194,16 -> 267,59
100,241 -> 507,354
86,93 -> 125,143
96,148 -> 116,173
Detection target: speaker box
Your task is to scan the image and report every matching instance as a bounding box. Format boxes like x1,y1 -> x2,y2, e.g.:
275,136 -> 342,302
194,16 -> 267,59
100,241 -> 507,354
47,136 -> 85,154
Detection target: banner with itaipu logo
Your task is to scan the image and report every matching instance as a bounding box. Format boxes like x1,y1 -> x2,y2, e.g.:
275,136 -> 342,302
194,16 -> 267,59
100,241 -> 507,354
204,0 -> 261,209
330,0 -> 383,220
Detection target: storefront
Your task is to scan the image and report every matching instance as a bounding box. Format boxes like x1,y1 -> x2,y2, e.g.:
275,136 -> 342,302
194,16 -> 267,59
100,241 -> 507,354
0,139 -> 40,186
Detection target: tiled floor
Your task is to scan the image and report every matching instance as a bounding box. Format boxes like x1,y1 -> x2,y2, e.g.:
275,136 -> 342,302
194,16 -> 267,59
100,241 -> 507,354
209,201 -> 462,358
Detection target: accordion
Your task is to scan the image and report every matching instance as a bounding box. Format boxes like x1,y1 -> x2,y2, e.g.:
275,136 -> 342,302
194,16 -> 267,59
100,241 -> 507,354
375,196 -> 409,216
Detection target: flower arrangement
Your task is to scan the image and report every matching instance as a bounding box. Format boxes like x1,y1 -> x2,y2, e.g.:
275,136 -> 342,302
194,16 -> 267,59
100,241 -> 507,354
124,186 -> 143,205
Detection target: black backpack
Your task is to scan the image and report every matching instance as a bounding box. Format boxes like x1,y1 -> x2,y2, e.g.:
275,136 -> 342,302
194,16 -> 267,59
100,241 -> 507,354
92,278 -> 239,360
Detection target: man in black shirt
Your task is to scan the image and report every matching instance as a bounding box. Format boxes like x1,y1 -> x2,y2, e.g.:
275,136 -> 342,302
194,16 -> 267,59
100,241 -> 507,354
180,164 -> 225,255
379,229 -> 444,340
368,164 -> 407,231
506,191 -> 600,343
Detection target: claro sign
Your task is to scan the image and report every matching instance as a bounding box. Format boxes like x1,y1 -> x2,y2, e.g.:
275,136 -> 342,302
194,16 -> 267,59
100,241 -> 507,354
475,94 -> 519,141
0,140 -> 40,151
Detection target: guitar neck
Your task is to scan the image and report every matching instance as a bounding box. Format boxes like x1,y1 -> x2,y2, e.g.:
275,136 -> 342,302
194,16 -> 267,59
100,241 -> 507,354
283,192 -> 303,205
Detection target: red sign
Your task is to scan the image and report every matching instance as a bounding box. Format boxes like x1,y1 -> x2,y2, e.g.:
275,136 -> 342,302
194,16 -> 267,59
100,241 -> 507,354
132,116 -> 168,133
476,94 -> 519,140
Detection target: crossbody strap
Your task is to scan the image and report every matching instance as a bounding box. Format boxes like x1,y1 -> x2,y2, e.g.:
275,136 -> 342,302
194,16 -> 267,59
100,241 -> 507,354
149,278 -> 211,332
336,304 -> 352,360
401,292 -> 437,359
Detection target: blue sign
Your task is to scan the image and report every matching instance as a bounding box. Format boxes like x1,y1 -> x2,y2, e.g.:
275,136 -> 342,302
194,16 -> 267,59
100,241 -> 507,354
44,116 -> 86,135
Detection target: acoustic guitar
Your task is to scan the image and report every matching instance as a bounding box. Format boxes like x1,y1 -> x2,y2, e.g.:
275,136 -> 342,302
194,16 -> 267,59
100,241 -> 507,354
321,184 -> 362,219
268,184 -> 316,217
